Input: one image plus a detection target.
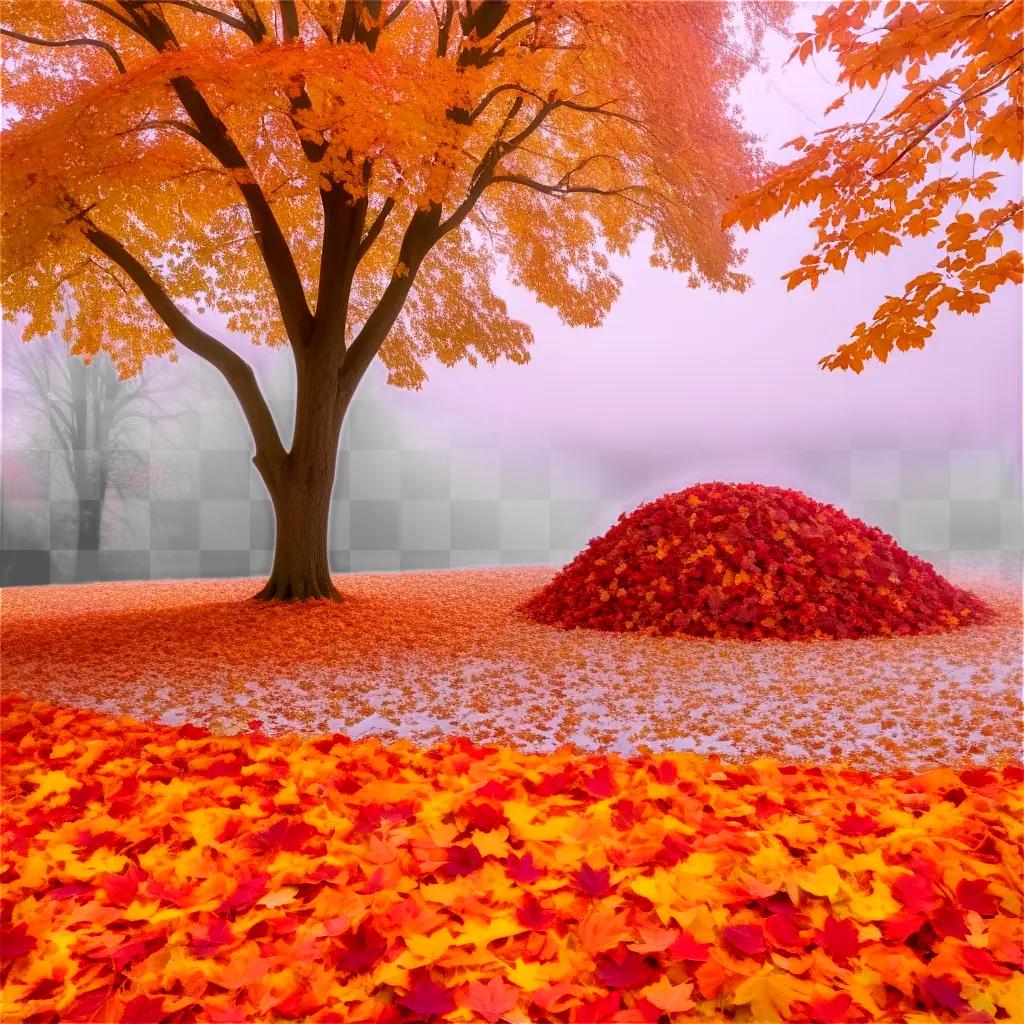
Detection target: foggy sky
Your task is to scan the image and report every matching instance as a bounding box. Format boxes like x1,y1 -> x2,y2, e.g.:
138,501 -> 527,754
7,6 -> 1022,468
380,11 -> 1023,461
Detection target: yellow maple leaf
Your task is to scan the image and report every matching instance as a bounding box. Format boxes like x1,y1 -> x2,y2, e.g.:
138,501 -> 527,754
453,915 -> 524,948
502,802 -> 539,833
797,864 -> 844,899
122,899 -> 163,922
258,885 -> 298,909
679,851 -> 717,876
733,966 -> 813,1021
27,770 -> 77,803
419,880 -> 467,906
848,881 -> 900,922
506,957 -> 562,992
471,826 -> 510,860
403,926 -> 457,963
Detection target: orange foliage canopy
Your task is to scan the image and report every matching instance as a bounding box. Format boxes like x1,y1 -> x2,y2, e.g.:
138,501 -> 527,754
1,0 -> 779,385
3,694 -> 1022,1022
726,0 -> 1023,372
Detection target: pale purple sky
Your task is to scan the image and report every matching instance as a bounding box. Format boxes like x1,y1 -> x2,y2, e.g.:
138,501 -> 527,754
379,10 -> 1022,460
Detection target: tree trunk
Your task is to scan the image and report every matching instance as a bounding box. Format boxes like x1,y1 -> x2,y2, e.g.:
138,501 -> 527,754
74,498 -> 102,582
74,455 -> 105,583
253,369 -> 346,602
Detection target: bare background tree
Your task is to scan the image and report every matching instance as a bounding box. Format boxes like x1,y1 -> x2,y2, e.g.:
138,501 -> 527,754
6,332 -> 189,581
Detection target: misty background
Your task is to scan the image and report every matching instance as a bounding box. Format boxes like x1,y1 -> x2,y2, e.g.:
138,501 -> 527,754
2,7 -> 1021,586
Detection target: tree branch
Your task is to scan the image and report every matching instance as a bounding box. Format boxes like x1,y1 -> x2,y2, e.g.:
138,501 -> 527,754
873,58 -> 1022,178
357,196 -> 394,263
310,176 -> 368,351
436,0 -> 454,57
79,4 -> 314,347
231,0 -> 269,39
0,26 -> 126,73
81,221 -> 287,474
383,0 -> 411,29
340,204 -> 441,390
494,13 -> 540,44
79,0 -> 141,34
113,117 -> 203,141
278,0 -> 300,40
489,173 -> 646,204
153,0 -> 255,37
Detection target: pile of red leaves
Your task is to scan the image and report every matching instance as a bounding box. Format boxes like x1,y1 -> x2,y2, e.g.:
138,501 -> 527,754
521,482 -> 993,640
2,694 -> 1022,1023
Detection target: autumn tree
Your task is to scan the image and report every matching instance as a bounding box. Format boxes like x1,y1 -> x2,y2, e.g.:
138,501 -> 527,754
727,0 -> 1023,372
2,0 -> 782,601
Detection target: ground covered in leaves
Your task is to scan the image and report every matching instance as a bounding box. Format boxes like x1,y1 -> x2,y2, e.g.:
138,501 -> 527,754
2,565 -> 1019,767
2,695 -> 1022,1023
522,483 -> 991,641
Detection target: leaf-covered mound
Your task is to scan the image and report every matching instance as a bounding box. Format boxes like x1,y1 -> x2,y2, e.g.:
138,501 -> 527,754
521,482 -> 992,641
2,694 -> 1021,1024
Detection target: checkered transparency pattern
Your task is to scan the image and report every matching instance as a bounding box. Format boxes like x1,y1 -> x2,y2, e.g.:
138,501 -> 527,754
2,377 -> 1021,586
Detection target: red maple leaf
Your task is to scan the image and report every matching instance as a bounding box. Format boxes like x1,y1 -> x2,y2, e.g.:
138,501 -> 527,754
190,918 -> 234,957
63,986 -> 115,1022
654,833 -> 694,866
217,875 -> 269,914
960,768 -> 998,787
956,878 -> 1000,917
460,801 -> 505,832
724,923 -> 766,957
960,946 -> 1014,979
932,904 -> 968,939
612,799 -> 637,829
0,922 -> 36,963
49,880 -> 92,901
595,946 -> 656,989
572,991 -> 621,1022
256,818 -> 318,853
765,913 -> 803,949
534,769 -> 577,797
109,934 -> 165,970
807,992 -> 854,1022
919,975 -> 968,1013
817,915 -> 860,962
516,893 -> 556,930
400,974 -> 456,1019
120,995 -> 166,1023
145,878 -> 194,907
667,929 -> 710,962
506,852 -> 543,884
98,866 -> 146,907
334,923 -> 388,974
576,864 -> 613,897
441,843 -> 483,878
893,871 -> 937,913
274,988 -> 315,1020
582,764 -> 615,798
881,912 -> 926,942
837,809 -> 876,836
476,779 -> 513,800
